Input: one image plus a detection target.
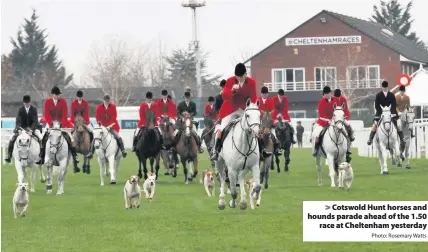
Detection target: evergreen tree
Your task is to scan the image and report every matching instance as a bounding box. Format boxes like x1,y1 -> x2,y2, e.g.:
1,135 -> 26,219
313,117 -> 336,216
164,47 -> 221,93
371,0 -> 426,49
8,9 -> 73,97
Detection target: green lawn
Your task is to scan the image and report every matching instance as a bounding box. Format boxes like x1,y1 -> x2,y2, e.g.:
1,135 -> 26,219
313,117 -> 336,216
1,148 -> 427,252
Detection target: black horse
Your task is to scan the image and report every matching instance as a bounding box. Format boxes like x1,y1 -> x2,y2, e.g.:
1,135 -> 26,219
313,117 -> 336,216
274,120 -> 293,173
201,117 -> 216,169
136,112 -> 162,180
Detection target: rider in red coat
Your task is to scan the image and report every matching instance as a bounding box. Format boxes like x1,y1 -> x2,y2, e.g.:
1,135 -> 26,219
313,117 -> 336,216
132,91 -> 164,152
211,63 -> 258,160
70,90 -> 93,142
155,90 -> 177,126
36,87 -> 79,171
258,86 -> 281,157
271,89 -> 296,145
204,96 -> 217,121
86,94 -> 127,158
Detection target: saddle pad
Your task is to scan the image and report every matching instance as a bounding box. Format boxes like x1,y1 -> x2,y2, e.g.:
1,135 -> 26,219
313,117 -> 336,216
221,118 -> 240,142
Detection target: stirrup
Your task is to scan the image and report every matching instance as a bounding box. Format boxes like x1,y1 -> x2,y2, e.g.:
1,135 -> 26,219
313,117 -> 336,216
86,152 -> 93,158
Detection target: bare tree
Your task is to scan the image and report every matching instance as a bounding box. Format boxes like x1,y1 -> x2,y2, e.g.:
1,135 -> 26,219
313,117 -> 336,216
229,49 -> 254,65
1,55 -> 13,89
87,37 -> 150,106
316,46 -> 377,109
148,38 -> 169,87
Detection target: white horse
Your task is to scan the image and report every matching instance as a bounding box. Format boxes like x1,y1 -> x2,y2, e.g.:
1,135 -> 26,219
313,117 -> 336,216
216,99 -> 262,211
313,103 -> 348,188
92,124 -> 122,186
395,105 -> 415,169
13,128 -> 46,192
45,121 -> 71,195
375,105 -> 402,175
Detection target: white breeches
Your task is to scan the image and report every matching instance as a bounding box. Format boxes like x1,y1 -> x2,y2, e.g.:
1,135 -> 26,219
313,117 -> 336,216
85,123 -> 94,133
34,129 -> 42,140
170,118 -> 176,125
219,109 -> 243,131
271,129 -> 277,138
312,124 -> 324,140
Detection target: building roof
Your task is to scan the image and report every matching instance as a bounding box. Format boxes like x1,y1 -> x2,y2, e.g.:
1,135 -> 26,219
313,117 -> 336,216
245,10 -> 428,64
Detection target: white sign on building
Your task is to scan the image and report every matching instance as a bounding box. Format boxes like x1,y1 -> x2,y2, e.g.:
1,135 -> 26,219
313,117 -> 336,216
285,36 -> 362,46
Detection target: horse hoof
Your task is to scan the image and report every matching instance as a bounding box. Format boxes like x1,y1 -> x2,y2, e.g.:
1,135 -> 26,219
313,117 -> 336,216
382,171 -> 389,175
405,165 -> 411,169
229,200 -> 236,208
240,202 -> 247,210
137,205 -> 140,208
264,183 -> 268,189
47,190 -> 52,194
330,185 -> 336,188
110,181 -> 116,184
164,172 -> 170,175
40,179 -> 46,183
254,185 -> 262,193
56,192 -> 63,195
144,174 -> 148,180
188,177 -> 193,182
185,181 -> 189,185
397,164 -> 402,168
87,169 -> 91,174
218,203 -> 225,210
74,168 -> 81,174
138,173 -> 143,179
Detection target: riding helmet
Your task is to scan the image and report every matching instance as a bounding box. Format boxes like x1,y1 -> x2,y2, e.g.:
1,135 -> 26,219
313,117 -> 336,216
322,86 -> 331,94
220,79 -> 226,88
261,86 -> 269,94
23,95 -> 31,103
76,90 -> 83,97
399,85 -> 405,92
381,80 -> 388,88
184,91 -> 191,97
278,89 -> 285,96
51,86 -> 61,95
103,94 -> 111,101
208,96 -> 215,102
234,63 -> 247,77
146,91 -> 153,99
161,89 -> 168,96
334,88 -> 341,97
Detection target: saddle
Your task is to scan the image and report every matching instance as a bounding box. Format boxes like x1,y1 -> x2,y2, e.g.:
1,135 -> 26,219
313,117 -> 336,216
220,118 -> 240,142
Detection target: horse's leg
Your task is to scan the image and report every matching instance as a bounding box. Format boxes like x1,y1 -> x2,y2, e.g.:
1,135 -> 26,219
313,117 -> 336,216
260,160 -> 265,184
142,157 -> 148,180
86,157 -> 91,174
316,156 -> 322,186
38,164 -> 46,183
378,144 -> 388,175
114,157 -> 121,184
30,164 -> 36,192
150,157 -> 155,174
137,152 -> 143,179
15,161 -> 25,184
193,157 -> 198,179
265,158 -> 270,189
108,156 -> 116,184
155,154 -> 160,180
275,155 -> 280,173
56,159 -> 68,195
390,148 -> 396,165
46,164 -> 53,194
228,168 -> 238,208
217,158 -> 226,210
183,159 -> 189,184
405,143 -> 411,169
285,148 -> 290,172
98,156 -> 105,186
238,168 -> 249,210
326,155 -> 336,188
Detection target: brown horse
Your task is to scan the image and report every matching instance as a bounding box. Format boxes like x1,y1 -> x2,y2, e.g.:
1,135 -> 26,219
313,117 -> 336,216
259,113 -> 274,189
72,114 -> 92,174
176,117 -> 199,184
159,116 -> 177,177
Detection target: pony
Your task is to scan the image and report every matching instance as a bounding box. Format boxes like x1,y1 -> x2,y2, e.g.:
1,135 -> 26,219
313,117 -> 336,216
313,104 -> 348,187
159,116 -> 177,177
176,117 -> 199,184
259,113 -> 274,189
274,118 -> 293,173
72,114 -> 92,174
13,128 -> 46,192
394,105 -> 415,169
92,124 -> 122,185
135,112 -> 162,180
375,105 -> 402,175
216,99 -> 262,211
44,121 -> 71,195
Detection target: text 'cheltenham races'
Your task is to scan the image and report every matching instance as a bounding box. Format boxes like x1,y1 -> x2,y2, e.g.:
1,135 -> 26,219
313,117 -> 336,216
302,201 -> 428,242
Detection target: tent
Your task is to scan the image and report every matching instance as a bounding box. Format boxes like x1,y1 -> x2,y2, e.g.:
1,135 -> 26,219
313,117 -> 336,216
408,64 -> 428,107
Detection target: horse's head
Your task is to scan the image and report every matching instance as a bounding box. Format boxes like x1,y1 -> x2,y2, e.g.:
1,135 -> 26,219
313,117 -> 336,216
17,129 -> 31,147
92,125 -> 110,149
75,114 -> 85,132
332,103 -> 346,130
242,99 -> 261,137
183,117 -> 193,137
48,127 -> 63,155
404,104 -> 415,128
381,105 -> 392,131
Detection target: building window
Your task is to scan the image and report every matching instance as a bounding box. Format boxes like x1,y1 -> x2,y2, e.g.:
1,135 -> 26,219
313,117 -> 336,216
271,68 -> 305,91
314,67 -> 337,89
346,65 -> 380,88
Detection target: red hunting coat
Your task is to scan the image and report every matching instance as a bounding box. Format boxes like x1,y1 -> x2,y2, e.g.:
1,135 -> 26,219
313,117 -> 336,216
257,96 -> 274,119
204,103 -> 217,120
70,99 -> 90,125
155,98 -> 177,120
96,103 -> 120,132
217,76 -> 257,119
43,98 -> 73,128
138,102 -> 158,127
337,95 -> 351,120
316,97 -> 340,128
271,95 -> 291,123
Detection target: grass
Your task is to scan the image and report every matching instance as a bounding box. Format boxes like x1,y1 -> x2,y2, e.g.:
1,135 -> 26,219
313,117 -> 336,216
1,148 -> 427,252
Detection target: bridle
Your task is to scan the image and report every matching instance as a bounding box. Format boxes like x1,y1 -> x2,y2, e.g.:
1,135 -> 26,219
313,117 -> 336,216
326,108 -> 346,160
16,131 -> 32,162
49,128 -> 65,154
93,127 -> 112,152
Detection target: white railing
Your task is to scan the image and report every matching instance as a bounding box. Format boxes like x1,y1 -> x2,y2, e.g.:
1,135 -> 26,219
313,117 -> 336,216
264,79 -> 382,92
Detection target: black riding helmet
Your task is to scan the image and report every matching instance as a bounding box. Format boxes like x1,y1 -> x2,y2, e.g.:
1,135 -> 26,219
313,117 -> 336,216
399,85 -> 405,92
261,86 -> 269,94
323,86 -> 331,94
23,95 -> 31,103
278,89 -> 285,96
146,91 -> 153,99
208,96 -> 215,102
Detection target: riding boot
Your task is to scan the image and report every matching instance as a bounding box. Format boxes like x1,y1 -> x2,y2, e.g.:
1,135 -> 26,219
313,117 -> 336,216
312,138 -> 320,157
211,133 -> 223,161
367,126 -> 376,145
132,128 -> 141,152
117,137 -> 127,158
36,133 -> 49,165
4,134 -> 17,163
86,139 -> 95,158
290,132 -> 296,144
63,132 -> 80,164
155,128 -> 166,150
192,132 -> 204,153
398,130 -> 406,152
271,135 -> 282,156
